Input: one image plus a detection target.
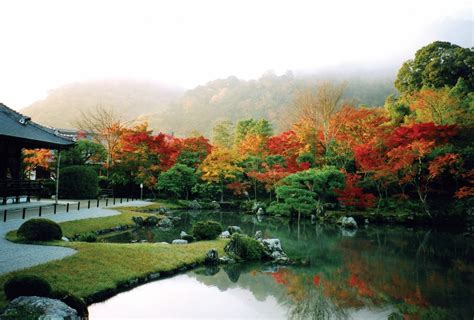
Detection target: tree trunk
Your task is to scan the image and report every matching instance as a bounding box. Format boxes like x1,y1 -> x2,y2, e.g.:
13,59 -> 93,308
220,181 -> 224,202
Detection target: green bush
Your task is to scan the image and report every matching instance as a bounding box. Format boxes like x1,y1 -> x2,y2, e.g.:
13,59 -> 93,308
51,290 -> 88,318
17,219 -> 62,241
192,220 -> 222,240
224,233 -> 266,261
59,165 -> 98,199
76,232 -> 97,242
4,275 -> 52,300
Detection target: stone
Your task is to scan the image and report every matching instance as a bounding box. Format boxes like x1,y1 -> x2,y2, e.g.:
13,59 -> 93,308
188,200 -> 202,210
158,217 -> 173,229
148,272 -> 160,280
364,218 -> 369,224
261,238 -> 289,264
311,214 -> 316,224
340,216 -> 358,229
210,201 -> 221,209
256,207 -> 264,215
204,249 -> 219,265
180,231 -> 189,238
255,230 -> 263,240
219,256 -> 236,264
61,236 -> 69,242
219,231 -> 231,239
227,226 -> 242,235
1,296 -> 79,320
172,239 -> 188,244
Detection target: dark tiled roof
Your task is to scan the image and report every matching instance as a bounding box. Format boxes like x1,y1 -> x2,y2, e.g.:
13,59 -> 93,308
0,103 -> 75,148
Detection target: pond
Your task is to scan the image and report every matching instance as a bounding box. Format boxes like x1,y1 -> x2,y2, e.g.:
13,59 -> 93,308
90,210 -> 474,319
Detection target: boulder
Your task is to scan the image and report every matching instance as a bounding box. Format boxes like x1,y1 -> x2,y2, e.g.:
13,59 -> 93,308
219,256 -> 236,264
1,296 -> 79,320
210,201 -> 221,209
340,216 -> 358,229
204,249 -> 219,265
256,207 -> 264,215
180,231 -> 189,238
261,239 -> 289,264
219,231 -> 231,239
255,230 -> 263,240
61,236 -> 70,242
227,226 -> 242,235
172,239 -> 188,244
158,217 -> 173,229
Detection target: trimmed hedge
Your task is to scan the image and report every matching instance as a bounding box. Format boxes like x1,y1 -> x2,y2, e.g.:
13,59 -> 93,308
4,275 -> 52,300
225,233 -> 266,261
59,165 -> 98,199
192,220 -> 222,240
17,219 -> 62,241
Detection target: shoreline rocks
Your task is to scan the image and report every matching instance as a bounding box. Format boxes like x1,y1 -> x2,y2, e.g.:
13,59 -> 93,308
1,296 -> 79,320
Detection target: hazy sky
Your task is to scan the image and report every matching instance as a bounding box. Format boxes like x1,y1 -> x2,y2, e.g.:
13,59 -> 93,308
1,0 -> 472,109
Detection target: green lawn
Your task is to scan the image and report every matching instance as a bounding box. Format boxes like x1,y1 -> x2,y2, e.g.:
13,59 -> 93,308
0,204 -> 227,309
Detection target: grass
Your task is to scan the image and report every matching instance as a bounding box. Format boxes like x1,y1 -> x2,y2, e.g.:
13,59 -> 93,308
0,204 -> 228,309
6,206 -> 158,242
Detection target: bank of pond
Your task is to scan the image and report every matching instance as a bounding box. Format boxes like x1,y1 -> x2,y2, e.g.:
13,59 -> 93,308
2,207 -> 473,319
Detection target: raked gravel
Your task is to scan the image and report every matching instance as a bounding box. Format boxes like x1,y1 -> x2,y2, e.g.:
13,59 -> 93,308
0,201 -> 150,276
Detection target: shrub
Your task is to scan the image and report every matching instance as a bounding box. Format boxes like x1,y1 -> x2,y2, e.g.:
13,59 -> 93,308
17,219 -> 62,241
4,275 -> 52,300
224,233 -> 266,261
51,290 -> 88,318
59,165 -> 98,199
76,232 -> 97,242
192,220 -> 222,240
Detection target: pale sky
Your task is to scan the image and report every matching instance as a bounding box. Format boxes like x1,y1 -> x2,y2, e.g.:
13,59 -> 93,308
0,0 -> 472,110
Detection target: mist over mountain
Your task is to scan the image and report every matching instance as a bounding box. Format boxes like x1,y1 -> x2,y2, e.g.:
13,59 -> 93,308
21,79 -> 184,128
150,70 -> 397,137
21,69 -> 397,137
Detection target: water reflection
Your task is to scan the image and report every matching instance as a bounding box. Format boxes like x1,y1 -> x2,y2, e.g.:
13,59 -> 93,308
98,210 -> 474,319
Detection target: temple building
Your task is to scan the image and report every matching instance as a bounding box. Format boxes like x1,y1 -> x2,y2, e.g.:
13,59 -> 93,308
0,103 -> 75,203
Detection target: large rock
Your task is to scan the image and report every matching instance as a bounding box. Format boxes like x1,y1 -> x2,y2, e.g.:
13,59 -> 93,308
340,216 -> 358,229
219,231 -> 231,239
158,217 -> 173,229
1,296 -> 79,320
255,230 -> 263,240
227,226 -> 242,235
172,239 -> 188,244
261,239 -> 289,264
204,249 -> 219,265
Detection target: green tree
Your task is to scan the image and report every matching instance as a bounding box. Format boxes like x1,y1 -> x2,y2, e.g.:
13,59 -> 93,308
395,41 -> 474,94
61,140 -> 106,166
283,166 -> 345,204
212,120 -> 235,149
268,186 -> 317,220
156,164 -> 197,200
235,119 -> 273,145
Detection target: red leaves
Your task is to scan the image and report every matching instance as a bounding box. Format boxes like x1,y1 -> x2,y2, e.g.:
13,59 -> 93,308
335,173 -> 376,209
313,275 -> 321,286
385,122 -> 458,149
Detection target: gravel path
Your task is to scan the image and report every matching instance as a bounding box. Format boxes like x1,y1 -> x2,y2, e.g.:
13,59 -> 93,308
0,201 -> 150,276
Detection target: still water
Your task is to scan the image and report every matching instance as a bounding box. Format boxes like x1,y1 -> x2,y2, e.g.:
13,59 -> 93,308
90,210 -> 474,319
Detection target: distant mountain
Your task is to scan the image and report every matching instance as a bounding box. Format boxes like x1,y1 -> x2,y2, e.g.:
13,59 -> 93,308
149,71 -> 397,137
21,79 -> 184,129
21,72 -> 397,137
